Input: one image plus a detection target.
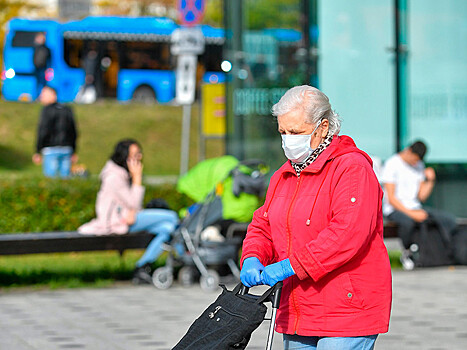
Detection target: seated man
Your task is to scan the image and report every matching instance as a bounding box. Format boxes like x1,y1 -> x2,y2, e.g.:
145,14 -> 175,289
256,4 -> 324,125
381,140 -> 456,269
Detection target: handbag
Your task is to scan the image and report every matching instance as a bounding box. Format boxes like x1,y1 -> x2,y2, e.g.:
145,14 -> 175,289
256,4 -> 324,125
172,282 -> 282,350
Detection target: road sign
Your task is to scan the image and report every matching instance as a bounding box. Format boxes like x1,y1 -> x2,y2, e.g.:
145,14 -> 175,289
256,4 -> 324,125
178,0 -> 206,27
175,54 -> 197,105
171,27 -> 205,55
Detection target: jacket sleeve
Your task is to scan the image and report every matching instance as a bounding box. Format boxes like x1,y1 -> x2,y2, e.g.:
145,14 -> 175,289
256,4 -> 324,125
67,106 -> 78,152
289,162 -> 381,281
106,173 -> 145,211
240,178 -> 279,267
36,107 -> 49,153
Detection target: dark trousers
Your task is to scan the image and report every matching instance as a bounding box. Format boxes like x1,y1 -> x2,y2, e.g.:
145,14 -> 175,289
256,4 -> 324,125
35,68 -> 46,97
388,208 -> 457,249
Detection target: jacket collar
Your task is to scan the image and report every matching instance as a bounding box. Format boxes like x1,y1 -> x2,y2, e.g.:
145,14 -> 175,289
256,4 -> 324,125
277,135 -> 371,176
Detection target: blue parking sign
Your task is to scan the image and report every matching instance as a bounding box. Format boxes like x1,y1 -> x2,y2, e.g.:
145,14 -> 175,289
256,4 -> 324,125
178,0 -> 205,26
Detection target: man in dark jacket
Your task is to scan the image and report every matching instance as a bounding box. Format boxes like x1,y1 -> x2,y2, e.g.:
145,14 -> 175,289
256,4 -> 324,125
33,32 -> 51,97
32,86 -> 78,178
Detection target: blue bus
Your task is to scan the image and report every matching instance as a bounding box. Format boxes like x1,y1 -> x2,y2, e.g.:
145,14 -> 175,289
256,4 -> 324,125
1,16 -> 225,103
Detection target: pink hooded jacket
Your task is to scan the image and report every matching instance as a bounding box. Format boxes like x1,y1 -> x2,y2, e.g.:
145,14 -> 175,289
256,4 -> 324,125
78,160 -> 145,235
241,135 -> 392,336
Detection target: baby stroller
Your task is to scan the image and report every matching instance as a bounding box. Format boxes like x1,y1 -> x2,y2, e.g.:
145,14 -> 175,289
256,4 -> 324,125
151,156 -> 268,292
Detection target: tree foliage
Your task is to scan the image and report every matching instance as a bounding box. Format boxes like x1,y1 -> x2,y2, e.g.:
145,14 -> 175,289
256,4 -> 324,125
95,0 -> 177,17
245,0 -> 302,30
204,0 -> 222,27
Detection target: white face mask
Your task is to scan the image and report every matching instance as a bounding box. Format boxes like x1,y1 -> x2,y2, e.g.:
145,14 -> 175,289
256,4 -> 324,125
281,120 -> 322,163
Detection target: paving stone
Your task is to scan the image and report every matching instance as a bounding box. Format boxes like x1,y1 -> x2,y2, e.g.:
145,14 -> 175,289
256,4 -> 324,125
0,267 -> 466,349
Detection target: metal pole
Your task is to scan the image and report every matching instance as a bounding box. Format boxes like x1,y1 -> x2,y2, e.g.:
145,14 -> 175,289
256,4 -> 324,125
198,87 -> 206,162
394,0 -> 408,152
180,104 -> 191,175
301,0 -> 311,85
265,307 -> 278,350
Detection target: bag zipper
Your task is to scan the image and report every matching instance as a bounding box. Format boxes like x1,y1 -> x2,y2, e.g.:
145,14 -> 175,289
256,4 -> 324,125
208,305 -> 248,320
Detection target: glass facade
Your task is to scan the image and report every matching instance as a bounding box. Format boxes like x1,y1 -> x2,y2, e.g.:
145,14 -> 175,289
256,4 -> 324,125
223,0 -> 467,216
223,0 -> 316,171
319,0 -> 396,160
408,0 -> 467,163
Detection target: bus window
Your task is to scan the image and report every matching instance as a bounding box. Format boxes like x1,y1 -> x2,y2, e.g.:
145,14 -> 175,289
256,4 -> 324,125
199,44 -> 223,72
64,39 -> 84,68
120,41 -> 172,70
12,31 -> 41,47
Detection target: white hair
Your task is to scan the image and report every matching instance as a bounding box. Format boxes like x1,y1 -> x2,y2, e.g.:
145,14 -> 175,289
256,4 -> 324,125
271,85 -> 341,136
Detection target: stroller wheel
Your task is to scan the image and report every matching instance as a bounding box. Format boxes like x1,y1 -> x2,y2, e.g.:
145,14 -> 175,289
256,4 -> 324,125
152,267 -> 174,290
200,269 -> 220,292
178,266 -> 197,287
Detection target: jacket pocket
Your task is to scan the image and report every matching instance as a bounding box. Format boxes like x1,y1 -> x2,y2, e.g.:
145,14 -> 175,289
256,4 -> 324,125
338,273 -> 367,310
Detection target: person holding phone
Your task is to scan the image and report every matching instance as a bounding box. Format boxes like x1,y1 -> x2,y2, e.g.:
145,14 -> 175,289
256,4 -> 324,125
78,139 -> 179,283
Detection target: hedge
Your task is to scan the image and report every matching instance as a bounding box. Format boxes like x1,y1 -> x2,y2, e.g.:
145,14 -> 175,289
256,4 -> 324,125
0,176 -> 193,233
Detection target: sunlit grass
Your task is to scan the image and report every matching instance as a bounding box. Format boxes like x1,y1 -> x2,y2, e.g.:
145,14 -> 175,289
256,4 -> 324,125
0,250 -> 167,289
0,100 -> 224,177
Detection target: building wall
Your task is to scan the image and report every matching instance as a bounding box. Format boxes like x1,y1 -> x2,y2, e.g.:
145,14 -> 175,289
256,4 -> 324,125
224,0 -> 467,217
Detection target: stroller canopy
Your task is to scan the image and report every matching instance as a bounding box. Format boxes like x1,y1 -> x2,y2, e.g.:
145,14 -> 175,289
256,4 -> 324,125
177,156 -> 266,223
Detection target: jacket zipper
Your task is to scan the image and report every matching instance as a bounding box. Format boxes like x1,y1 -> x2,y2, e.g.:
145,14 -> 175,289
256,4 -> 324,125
286,175 -> 302,334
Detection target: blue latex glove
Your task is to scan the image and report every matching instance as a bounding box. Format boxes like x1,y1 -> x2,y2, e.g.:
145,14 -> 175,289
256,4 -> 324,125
261,259 -> 295,286
240,257 -> 265,287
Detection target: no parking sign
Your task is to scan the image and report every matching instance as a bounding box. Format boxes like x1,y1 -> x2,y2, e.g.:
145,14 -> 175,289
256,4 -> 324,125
178,0 -> 205,27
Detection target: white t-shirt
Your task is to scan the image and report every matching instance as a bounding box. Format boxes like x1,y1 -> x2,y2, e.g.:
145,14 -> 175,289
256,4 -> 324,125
381,154 -> 425,216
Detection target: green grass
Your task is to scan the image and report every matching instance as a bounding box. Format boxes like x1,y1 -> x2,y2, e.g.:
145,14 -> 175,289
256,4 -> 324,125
0,248 -> 402,290
0,250 -> 167,290
0,99 -> 224,176
0,99 -> 221,289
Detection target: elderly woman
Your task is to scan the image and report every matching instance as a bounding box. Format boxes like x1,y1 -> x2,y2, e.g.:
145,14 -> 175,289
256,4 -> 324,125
240,86 -> 392,350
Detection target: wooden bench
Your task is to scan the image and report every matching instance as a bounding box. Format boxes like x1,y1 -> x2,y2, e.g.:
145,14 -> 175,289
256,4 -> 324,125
0,231 -> 154,256
382,221 -> 399,238
0,222 -> 402,257
1,218 -> 464,257
383,218 -> 467,241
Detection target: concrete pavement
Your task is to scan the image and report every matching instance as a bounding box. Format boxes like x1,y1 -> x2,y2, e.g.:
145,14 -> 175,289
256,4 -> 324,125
0,267 -> 466,350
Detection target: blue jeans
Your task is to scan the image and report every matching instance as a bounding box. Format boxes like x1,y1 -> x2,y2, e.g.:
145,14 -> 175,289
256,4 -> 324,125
42,146 -> 73,178
283,334 -> 378,350
129,209 -> 179,267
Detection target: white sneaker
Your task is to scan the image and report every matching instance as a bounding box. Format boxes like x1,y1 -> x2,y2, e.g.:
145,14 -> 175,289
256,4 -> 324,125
400,250 -> 415,270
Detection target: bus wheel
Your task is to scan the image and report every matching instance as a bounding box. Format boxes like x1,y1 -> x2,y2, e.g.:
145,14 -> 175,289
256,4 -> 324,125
132,86 -> 156,104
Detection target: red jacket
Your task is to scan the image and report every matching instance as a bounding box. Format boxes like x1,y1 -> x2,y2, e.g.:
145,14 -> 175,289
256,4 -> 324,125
241,135 -> 392,336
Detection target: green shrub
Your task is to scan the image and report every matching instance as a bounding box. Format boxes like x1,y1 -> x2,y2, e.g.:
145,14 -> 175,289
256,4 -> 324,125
0,176 -> 193,233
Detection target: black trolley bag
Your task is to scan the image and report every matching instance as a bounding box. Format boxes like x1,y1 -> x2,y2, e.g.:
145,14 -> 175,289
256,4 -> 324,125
172,282 -> 283,350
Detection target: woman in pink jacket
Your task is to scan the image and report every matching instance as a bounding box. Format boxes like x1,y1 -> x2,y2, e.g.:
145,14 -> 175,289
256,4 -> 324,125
240,86 -> 392,349
78,139 -> 179,284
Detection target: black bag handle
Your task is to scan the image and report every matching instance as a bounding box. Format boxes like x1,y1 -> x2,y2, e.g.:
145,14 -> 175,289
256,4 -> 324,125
235,282 -> 283,308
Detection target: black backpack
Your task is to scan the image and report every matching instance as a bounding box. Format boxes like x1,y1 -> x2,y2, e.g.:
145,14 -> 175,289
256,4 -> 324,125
411,220 -> 455,267
452,226 -> 467,265
33,45 -> 50,69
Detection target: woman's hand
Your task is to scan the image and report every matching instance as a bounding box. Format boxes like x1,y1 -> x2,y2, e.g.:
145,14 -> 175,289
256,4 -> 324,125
125,209 -> 137,225
127,158 -> 143,185
261,259 -> 295,286
240,257 -> 264,287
